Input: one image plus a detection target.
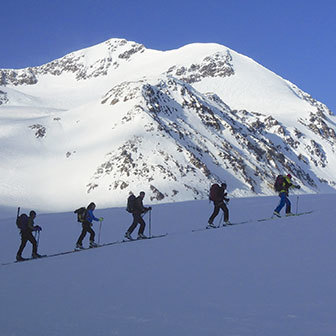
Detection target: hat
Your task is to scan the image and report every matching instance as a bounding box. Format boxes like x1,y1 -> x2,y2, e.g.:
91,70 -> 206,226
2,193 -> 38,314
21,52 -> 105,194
287,174 -> 292,179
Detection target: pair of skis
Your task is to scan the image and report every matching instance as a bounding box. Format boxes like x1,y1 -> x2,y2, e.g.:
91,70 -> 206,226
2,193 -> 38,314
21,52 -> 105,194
192,220 -> 250,232
1,234 -> 168,266
193,211 -> 313,232
257,210 -> 313,222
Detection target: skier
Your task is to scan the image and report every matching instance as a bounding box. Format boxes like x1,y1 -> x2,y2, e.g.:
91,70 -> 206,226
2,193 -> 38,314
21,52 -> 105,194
16,210 -> 43,261
208,182 -> 230,227
124,191 -> 152,240
273,174 -> 301,217
76,202 -> 103,249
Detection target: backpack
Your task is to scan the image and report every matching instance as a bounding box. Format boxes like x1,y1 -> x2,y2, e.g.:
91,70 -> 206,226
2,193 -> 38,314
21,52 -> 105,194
209,184 -> 221,201
74,207 -> 87,223
126,194 -> 136,213
16,214 -> 29,230
274,175 -> 285,192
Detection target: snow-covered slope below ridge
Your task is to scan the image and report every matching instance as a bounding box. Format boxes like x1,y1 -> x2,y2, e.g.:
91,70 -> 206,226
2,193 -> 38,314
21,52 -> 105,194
0,38 -> 335,211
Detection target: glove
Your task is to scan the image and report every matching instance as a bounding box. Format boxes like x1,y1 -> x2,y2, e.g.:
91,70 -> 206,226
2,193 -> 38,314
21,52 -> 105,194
226,198 -> 230,203
34,225 -> 42,232
148,207 -> 152,211
99,217 -> 104,222
296,185 -> 301,189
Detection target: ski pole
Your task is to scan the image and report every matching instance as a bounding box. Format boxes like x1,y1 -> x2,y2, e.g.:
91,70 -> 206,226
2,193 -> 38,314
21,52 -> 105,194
149,209 -> 152,238
219,211 -> 224,227
296,196 -> 299,215
98,219 -> 103,245
16,207 -> 20,233
36,231 -> 40,248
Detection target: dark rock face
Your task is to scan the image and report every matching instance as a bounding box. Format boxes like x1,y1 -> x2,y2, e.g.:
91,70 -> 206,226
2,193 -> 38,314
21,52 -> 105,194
167,50 -> 234,83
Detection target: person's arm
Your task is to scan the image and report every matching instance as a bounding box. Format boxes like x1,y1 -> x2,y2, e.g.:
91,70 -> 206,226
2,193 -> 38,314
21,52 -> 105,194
88,209 -> 100,222
139,198 -> 151,212
28,218 -> 42,231
223,192 -> 230,202
287,179 -> 301,190
27,218 -> 35,231
289,182 -> 300,189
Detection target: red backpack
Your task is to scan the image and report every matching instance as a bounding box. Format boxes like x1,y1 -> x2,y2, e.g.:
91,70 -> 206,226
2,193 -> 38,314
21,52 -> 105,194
209,184 -> 221,201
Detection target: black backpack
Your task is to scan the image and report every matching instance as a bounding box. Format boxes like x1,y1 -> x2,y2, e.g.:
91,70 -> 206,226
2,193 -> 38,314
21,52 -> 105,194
274,175 -> 285,192
74,207 -> 87,223
126,194 -> 136,213
16,214 -> 29,230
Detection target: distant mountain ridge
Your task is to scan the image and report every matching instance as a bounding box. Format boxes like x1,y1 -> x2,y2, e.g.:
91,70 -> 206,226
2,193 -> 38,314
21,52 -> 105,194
0,38 -> 335,211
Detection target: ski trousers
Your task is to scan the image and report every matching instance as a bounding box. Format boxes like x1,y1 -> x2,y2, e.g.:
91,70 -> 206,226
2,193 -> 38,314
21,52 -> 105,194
209,201 -> 229,224
274,192 -> 291,214
77,221 -> 95,244
127,213 -> 146,235
17,230 -> 38,256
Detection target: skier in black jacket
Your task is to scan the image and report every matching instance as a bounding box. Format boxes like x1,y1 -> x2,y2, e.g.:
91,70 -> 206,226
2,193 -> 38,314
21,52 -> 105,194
16,210 -> 43,261
125,191 -> 151,240
208,183 -> 230,227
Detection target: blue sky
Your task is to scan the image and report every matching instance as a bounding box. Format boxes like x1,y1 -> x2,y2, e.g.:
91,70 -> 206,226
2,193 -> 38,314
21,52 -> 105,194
1,0 -> 335,112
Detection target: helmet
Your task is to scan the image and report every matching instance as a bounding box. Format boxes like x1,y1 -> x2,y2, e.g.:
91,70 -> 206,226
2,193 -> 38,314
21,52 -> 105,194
287,174 -> 292,179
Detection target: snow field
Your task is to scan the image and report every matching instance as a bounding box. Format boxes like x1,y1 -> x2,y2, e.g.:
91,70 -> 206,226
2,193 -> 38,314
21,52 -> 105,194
0,194 -> 335,336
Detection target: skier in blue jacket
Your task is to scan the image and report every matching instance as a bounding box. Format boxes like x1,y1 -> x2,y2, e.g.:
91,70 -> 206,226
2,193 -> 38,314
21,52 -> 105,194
76,202 -> 103,249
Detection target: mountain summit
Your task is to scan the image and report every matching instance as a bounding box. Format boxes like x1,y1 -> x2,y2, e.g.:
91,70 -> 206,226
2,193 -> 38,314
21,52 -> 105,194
0,38 -> 334,211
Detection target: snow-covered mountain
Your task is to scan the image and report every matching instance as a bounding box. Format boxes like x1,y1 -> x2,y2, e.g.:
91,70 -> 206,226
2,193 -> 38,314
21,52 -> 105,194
0,38 -> 335,211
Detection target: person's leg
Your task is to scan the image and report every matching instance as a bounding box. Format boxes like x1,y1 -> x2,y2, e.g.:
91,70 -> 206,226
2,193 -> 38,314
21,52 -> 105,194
127,214 -> 138,234
76,224 -> 88,245
87,226 -> 95,242
208,204 -> 220,224
26,232 -> 38,254
274,193 -> 286,213
137,215 -> 146,235
220,203 -> 229,222
285,196 -> 291,213
17,233 -> 28,256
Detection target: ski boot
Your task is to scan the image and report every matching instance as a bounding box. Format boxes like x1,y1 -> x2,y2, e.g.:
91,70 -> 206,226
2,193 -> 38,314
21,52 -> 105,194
75,243 -> 84,250
207,222 -> 217,229
124,231 -> 133,240
16,255 -> 28,262
137,233 -> 148,240
89,241 -> 98,248
32,253 -> 43,259
273,211 -> 281,218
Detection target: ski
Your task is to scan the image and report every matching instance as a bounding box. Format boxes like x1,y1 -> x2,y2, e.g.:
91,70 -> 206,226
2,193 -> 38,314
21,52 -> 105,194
257,210 -> 313,222
192,221 -> 250,232
12,255 -> 48,264
1,234 -> 168,266
122,233 -> 168,243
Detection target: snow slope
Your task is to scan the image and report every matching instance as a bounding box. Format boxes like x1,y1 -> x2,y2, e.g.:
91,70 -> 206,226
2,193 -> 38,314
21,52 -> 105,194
0,194 -> 335,336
